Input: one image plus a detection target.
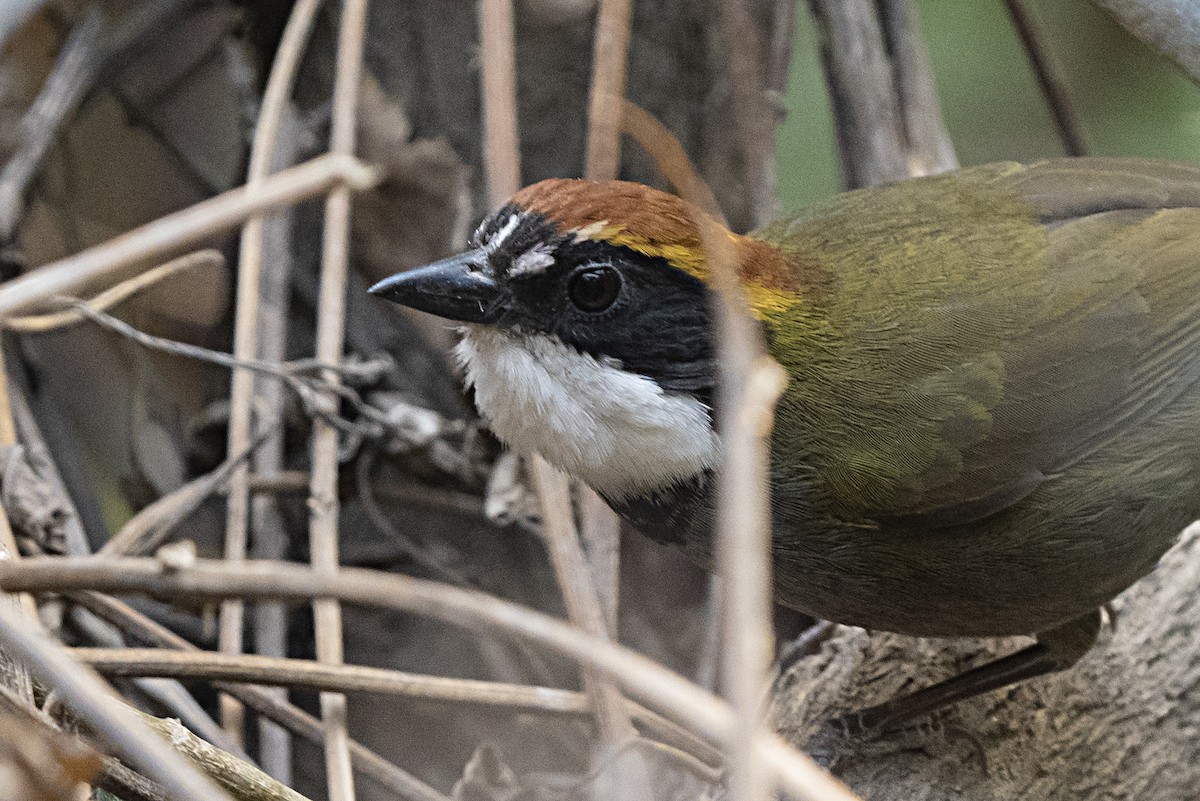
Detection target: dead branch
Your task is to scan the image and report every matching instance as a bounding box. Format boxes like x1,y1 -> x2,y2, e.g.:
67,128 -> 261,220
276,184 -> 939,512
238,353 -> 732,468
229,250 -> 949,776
622,54 -> 791,800
725,0 -> 776,228
528,457 -> 644,751
878,0 -> 957,174
1,361 -> 237,751
135,711 -> 311,801
0,676 -> 302,801
0,153 -> 381,319
222,0 -> 321,758
0,598 -> 228,801
0,371 -> 34,709
71,591 -> 452,801
308,1 -> 373,799
807,0 -> 955,188
1091,0 -> 1200,86
3,250 -> 224,333
481,0 -> 645,777
0,683 -> 166,801
0,555 -> 858,801
72,644 -> 722,760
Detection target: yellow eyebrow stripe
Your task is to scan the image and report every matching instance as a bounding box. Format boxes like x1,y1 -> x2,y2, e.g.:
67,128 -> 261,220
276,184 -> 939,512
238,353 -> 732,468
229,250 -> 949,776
589,225 -> 801,321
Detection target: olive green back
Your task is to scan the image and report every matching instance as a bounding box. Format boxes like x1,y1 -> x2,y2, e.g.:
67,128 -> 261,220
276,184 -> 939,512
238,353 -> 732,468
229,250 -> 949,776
753,158 -> 1200,526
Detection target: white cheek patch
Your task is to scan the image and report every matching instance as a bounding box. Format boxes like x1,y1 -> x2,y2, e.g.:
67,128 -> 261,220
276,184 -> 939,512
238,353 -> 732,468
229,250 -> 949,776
455,327 -> 720,499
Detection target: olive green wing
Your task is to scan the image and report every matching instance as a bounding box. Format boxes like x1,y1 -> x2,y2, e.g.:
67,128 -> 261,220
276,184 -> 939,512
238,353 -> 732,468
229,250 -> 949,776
756,158 -> 1200,524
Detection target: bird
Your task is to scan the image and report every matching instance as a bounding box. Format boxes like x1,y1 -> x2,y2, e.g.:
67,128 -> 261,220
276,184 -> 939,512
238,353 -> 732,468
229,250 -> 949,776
369,158 -> 1200,730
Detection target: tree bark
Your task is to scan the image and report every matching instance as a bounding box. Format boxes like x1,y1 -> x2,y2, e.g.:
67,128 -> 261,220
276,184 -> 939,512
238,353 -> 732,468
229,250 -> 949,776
1091,0 -> 1200,87
774,525 -> 1200,800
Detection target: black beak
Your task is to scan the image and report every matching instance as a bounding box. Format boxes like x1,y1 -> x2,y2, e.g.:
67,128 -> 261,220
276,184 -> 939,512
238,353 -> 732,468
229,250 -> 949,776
368,249 -> 507,324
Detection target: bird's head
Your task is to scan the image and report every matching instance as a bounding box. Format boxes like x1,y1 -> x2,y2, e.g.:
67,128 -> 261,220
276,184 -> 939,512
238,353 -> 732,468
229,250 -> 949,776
369,179 -> 796,501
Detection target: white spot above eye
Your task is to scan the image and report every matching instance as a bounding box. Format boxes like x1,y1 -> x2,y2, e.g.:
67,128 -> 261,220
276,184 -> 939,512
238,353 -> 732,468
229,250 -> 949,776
480,212 -> 521,253
455,326 -> 720,499
509,241 -> 557,277
572,220 -> 607,243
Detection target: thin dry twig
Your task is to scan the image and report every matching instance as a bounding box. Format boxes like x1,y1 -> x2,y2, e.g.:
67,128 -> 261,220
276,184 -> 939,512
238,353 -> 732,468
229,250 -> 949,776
248,111 -> 308,793
0,6 -> 104,242
480,0 -> 644,778
577,489 -> 621,635
711,5 -> 789,792
479,0 -> 522,203
0,672 -> 292,801
581,0 -> 635,639
713,358 -> 786,801
309,1 -> 372,799
72,645 -> 719,758
129,675 -> 252,763
1001,0 -> 1088,156
622,83 -> 787,800
0,556 -> 861,801
0,153 -> 381,319
0,598 -> 229,801
3,250 -> 224,333
0,352 -> 36,708
63,301 -> 386,441
247,137 -> 302,779
584,0 -> 634,180
528,459 -> 642,749
618,101 -> 727,226
76,646 -> 603,710
222,0 -> 323,756
2,360 -> 238,751
724,0 -> 777,227
98,427 -> 274,558
71,591 -> 451,801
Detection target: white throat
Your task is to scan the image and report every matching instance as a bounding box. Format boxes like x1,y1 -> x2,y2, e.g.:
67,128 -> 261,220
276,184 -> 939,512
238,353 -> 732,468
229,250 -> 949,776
455,326 -> 720,499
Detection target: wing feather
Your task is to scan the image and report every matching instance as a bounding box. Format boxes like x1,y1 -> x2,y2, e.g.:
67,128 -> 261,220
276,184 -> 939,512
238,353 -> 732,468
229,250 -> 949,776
757,159 -> 1200,525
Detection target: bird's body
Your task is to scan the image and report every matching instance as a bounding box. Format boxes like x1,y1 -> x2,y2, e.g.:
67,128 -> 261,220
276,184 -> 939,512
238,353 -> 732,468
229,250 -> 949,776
673,159 -> 1200,638
372,158 -> 1200,705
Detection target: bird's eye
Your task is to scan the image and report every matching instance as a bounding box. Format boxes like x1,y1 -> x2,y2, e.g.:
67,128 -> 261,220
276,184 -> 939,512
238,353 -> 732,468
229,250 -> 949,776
567,265 -> 622,312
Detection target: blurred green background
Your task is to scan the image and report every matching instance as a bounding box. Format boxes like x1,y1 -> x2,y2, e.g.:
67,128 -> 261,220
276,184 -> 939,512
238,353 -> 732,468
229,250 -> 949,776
776,0 -> 1200,211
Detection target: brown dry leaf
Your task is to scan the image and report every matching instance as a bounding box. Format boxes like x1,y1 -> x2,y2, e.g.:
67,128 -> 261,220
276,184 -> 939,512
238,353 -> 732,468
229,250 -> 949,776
0,713 -> 101,801
0,444 -> 70,554
451,743 -> 523,801
354,72 -> 471,280
354,73 -> 471,355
